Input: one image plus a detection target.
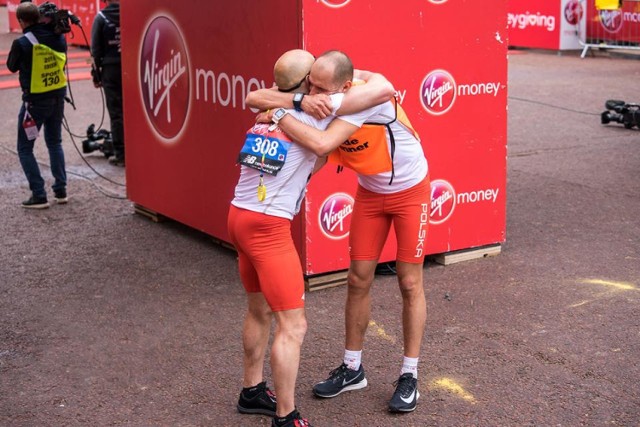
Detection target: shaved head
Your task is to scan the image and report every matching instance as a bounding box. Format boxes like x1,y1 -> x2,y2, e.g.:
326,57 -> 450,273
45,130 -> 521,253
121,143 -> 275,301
273,49 -> 314,92
313,50 -> 353,87
305,50 -> 354,95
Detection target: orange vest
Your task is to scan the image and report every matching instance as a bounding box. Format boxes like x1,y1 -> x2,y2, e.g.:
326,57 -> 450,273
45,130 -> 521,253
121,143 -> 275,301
328,97 -> 419,180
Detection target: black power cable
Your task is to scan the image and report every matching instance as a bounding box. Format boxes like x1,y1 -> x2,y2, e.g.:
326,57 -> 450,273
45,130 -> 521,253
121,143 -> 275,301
0,142 -> 126,200
508,96 -> 599,117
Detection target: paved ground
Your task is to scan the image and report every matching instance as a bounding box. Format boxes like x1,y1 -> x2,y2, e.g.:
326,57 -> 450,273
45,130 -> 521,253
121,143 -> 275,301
1,9 -> 639,427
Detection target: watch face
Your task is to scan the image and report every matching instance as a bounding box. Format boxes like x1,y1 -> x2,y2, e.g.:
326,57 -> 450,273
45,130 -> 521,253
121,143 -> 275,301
274,109 -> 287,120
294,93 -> 303,101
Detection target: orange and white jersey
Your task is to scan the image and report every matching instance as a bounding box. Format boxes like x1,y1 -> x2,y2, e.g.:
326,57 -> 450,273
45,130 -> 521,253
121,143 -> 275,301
336,99 -> 428,194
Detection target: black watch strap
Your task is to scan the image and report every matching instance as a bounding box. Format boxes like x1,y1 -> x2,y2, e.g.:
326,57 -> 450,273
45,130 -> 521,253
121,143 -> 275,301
293,93 -> 304,112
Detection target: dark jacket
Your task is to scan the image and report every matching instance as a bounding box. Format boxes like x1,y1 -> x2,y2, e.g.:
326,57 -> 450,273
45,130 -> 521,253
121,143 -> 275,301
6,23 -> 68,101
91,3 -> 121,70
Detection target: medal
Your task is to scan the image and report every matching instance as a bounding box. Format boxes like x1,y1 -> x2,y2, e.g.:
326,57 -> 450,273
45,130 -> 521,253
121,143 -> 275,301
257,153 -> 267,202
257,176 -> 266,202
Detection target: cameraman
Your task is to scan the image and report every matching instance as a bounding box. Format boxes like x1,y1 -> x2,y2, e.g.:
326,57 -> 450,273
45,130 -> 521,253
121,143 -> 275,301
91,0 -> 124,166
7,1 -> 68,209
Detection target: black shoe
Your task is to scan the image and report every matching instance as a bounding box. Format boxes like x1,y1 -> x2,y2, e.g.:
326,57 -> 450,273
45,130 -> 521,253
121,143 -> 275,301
272,409 -> 312,427
109,156 -> 125,167
375,262 -> 397,276
237,381 -> 276,416
312,363 -> 367,398
54,190 -> 68,204
388,373 -> 419,413
102,139 -> 114,157
22,195 -> 49,209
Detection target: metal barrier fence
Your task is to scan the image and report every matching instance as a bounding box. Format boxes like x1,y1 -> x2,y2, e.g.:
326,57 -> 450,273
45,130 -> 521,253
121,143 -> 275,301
578,0 -> 640,57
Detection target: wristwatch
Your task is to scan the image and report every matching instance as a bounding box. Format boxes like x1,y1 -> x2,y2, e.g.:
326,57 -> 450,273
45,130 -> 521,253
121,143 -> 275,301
268,108 -> 288,131
293,93 -> 305,112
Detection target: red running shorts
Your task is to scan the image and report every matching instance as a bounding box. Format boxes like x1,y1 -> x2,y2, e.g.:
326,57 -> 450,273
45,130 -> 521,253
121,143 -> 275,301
227,205 -> 305,311
349,176 -> 430,264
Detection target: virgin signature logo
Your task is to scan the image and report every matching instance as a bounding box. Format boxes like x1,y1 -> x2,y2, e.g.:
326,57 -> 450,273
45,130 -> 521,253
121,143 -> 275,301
420,69 -> 457,116
319,193 -> 354,240
140,16 -> 190,142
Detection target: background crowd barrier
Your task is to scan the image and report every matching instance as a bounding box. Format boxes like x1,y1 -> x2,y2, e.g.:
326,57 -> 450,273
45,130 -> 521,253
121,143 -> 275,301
507,0 -> 585,50
579,0 -> 640,57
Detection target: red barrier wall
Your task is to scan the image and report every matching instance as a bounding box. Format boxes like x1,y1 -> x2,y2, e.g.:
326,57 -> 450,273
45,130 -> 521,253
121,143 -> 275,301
586,0 -> 640,44
508,0 -> 585,50
60,0 -> 100,47
121,0 -> 507,275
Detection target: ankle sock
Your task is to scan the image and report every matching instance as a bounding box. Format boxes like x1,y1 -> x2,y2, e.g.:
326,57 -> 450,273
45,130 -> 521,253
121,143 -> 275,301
344,349 -> 362,370
401,356 -> 418,378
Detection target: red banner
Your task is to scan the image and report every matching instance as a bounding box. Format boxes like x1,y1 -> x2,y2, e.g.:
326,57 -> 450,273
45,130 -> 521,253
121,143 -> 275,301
586,0 -> 640,44
122,0 -> 507,275
121,1 -> 300,241
59,0 -> 100,47
301,0 -> 507,272
507,0 -> 585,50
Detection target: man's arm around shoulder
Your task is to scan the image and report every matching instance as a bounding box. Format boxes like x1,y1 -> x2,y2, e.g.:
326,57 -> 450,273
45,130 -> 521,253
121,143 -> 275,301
337,70 -> 395,115
278,115 -> 359,157
246,87 -> 334,119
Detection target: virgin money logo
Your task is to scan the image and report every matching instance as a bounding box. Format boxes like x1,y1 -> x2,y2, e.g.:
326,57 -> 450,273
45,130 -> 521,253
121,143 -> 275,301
564,0 -> 583,25
420,70 -> 457,116
318,0 -> 351,8
428,0 -> 448,4
599,10 -> 623,33
140,16 -> 190,142
430,179 -> 456,225
319,193 -> 354,240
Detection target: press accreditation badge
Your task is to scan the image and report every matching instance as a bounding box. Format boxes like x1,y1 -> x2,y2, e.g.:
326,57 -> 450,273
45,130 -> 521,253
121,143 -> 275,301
22,110 -> 39,141
238,124 -> 291,176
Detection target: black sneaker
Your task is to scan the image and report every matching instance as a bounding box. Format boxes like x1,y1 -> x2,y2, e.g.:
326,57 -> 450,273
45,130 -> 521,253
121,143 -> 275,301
54,190 -> 68,204
388,373 -> 419,413
272,409 -> 312,427
375,262 -> 397,275
109,156 -> 125,167
237,381 -> 276,416
22,195 -> 49,209
312,363 -> 367,398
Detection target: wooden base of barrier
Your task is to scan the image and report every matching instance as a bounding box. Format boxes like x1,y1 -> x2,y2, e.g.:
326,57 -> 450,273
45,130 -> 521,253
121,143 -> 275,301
305,244 -> 502,292
133,204 -> 501,290
305,270 -> 349,292
210,236 -> 236,252
134,204 -> 167,223
427,243 -> 502,266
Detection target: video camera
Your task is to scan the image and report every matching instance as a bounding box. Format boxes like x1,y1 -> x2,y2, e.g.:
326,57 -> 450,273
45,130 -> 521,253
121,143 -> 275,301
38,1 -> 82,35
82,124 -> 114,158
601,100 -> 640,130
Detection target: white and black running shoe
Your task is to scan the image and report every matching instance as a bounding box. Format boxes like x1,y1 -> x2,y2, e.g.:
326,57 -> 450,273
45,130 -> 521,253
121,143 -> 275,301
388,373 -> 419,412
312,363 -> 368,398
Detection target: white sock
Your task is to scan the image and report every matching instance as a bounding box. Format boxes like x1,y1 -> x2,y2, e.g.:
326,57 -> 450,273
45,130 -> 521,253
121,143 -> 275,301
401,356 -> 418,378
343,349 -> 362,371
